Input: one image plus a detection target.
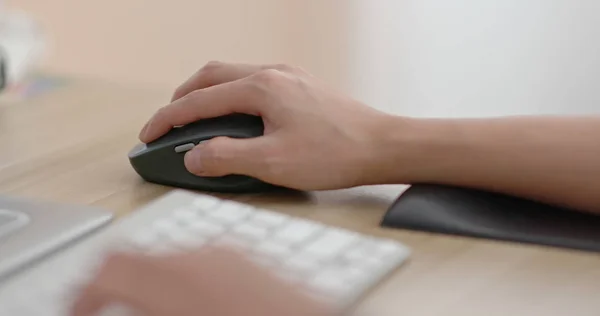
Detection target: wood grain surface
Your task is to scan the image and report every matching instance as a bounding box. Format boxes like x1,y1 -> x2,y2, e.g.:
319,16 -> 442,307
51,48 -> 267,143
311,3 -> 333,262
1,76 -> 599,316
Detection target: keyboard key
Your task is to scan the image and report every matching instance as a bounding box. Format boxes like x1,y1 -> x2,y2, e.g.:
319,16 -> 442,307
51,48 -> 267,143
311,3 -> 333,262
232,223 -> 269,241
173,207 -> 199,222
208,203 -> 251,224
333,262 -> 370,285
213,235 -> 253,250
273,219 -> 323,245
192,195 -> 220,211
302,228 -> 358,260
152,217 -> 180,234
169,230 -> 206,249
343,243 -> 371,262
375,239 -> 408,259
283,254 -> 320,275
129,229 -> 160,248
254,240 -> 292,260
309,268 -> 350,297
188,219 -> 225,237
251,211 -> 289,227
345,239 -> 407,266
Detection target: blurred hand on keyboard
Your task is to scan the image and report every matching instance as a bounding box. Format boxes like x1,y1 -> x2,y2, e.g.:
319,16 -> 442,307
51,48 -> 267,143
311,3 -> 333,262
69,246 -> 336,316
138,61 -> 408,190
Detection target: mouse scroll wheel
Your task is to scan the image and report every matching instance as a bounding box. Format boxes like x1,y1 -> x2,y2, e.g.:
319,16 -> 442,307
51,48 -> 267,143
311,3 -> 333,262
174,140 -> 208,153
174,143 -> 195,153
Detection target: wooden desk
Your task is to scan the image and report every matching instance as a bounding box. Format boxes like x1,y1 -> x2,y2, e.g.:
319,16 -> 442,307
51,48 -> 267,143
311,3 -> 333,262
1,76 -> 599,316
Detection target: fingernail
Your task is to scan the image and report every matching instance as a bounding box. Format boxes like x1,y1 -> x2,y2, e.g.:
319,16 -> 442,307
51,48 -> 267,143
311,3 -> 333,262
184,147 -> 203,174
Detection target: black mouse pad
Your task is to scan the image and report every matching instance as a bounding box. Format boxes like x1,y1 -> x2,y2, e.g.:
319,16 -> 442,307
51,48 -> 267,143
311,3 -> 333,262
381,184 -> 600,253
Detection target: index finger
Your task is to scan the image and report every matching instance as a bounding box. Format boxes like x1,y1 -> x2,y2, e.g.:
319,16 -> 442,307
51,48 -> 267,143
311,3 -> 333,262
171,62 -> 302,102
140,75 -> 265,143
171,61 -> 262,102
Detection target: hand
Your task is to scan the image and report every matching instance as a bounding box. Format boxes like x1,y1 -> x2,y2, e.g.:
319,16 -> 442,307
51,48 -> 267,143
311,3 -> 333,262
70,246 -> 335,316
138,61 -> 401,190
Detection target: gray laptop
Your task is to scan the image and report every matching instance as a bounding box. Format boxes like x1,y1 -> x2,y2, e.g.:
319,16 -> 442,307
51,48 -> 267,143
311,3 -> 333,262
0,195 -> 113,281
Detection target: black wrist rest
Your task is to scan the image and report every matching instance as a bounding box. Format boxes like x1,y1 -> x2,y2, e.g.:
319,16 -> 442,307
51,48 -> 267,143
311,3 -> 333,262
381,184 -> 600,253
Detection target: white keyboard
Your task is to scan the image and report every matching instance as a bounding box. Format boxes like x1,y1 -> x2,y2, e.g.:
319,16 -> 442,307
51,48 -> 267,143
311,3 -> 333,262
0,190 -> 411,315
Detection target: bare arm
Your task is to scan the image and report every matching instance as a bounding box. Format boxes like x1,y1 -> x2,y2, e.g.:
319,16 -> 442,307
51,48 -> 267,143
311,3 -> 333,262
140,61 -> 600,215
378,115 -> 600,214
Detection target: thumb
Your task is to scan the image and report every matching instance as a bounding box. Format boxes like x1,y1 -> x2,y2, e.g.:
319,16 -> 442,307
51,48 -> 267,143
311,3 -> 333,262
184,136 -> 267,177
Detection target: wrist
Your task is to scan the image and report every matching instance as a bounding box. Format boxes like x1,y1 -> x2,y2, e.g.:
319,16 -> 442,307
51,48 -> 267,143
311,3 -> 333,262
363,114 -> 461,185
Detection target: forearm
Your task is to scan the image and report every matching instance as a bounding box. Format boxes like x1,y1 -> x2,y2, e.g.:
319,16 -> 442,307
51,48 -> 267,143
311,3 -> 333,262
377,115 -> 600,214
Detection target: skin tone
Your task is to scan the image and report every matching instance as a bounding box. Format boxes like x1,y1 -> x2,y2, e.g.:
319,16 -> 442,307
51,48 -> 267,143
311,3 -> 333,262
70,247 -> 335,316
72,61 -> 600,315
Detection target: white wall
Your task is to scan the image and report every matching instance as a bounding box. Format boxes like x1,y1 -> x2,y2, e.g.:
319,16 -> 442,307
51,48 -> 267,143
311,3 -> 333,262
349,0 -> 600,117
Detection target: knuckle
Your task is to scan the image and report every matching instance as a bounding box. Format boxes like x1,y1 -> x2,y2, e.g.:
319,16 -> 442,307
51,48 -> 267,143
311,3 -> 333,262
173,60 -> 223,99
195,60 -> 224,81
202,60 -> 223,72
185,89 -> 204,100
173,86 -> 187,99
293,65 -> 308,74
272,63 -> 294,72
272,63 -> 306,75
155,105 -> 169,116
179,89 -> 204,105
244,69 -> 288,101
253,69 -> 288,87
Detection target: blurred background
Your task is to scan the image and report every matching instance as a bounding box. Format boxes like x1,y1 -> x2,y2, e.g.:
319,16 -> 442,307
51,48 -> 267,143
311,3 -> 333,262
3,0 -> 600,117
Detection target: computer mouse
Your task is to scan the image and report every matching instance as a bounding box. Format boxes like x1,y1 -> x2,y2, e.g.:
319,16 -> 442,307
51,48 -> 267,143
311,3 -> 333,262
128,114 -> 280,193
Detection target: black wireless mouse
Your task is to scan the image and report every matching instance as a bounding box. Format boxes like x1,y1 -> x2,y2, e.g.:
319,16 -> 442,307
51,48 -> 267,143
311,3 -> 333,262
128,114 -> 280,193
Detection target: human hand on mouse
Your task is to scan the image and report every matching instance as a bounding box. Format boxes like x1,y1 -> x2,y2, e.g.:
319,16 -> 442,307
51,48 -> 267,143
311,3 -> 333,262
69,246 -> 336,316
138,61 -> 416,190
